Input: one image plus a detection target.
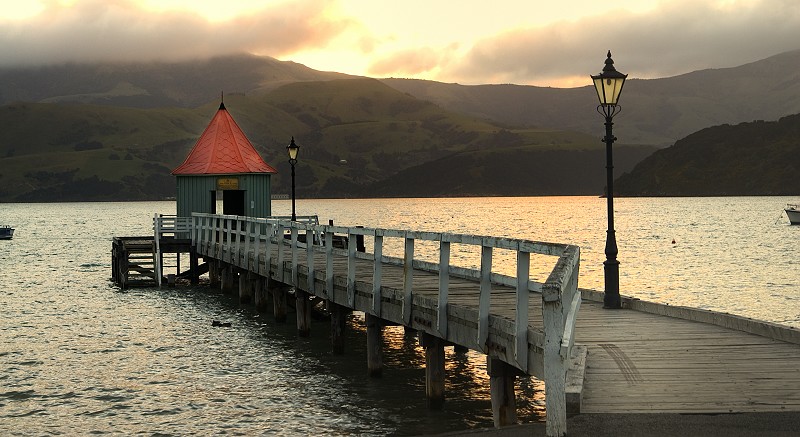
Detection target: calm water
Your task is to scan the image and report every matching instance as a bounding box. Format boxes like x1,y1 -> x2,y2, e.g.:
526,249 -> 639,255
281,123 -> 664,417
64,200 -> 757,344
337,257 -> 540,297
1,197 -> 798,435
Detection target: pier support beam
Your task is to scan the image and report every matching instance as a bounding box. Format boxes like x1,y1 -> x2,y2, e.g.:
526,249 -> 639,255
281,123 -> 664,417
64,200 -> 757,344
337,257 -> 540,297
208,260 -> 220,288
189,247 -> 199,285
366,313 -> 383,377
487,357 -> 518,428
421,332 -> 446,409
295,288 -> 311,337
221,265 -> 237,294
269,279 -> 288,323
253,276 -> 269,312
330,302 -> 348,354
238,271 -> 253,304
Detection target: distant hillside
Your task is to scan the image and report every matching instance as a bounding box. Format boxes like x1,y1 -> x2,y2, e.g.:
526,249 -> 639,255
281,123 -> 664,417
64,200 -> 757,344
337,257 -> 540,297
364,145 -> 656,197
3,50 -> 799,201
3,49 -> 800,149
382,49 -> 800,146
0,78 -> 654,202
0,54 -> 350,108
615,114 -> 800,196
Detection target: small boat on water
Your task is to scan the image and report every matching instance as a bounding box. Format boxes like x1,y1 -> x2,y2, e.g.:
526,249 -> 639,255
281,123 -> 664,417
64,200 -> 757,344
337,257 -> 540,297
0,225 -> 14,240
786,204 -> 800,225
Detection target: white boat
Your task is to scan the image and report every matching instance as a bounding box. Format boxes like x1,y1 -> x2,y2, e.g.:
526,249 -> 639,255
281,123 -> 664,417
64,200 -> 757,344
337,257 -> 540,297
786,204 -> 800,225
0,225 -> 14,240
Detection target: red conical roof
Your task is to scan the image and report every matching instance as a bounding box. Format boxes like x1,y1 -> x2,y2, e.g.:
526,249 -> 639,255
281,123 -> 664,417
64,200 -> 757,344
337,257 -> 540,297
172,102 -> 277,175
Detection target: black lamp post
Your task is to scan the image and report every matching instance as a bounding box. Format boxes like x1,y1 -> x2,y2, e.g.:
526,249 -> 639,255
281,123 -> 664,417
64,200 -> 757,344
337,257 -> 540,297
287,137 -> 299,221
591,51 -> 627,309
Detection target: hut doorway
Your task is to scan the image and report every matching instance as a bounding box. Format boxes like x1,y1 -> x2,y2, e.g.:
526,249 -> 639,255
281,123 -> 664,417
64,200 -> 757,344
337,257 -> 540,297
222,190 -> 245,216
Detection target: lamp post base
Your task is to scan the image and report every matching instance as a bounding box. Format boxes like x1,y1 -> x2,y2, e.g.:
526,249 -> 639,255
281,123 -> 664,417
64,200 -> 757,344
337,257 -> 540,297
603,259 -> 621,309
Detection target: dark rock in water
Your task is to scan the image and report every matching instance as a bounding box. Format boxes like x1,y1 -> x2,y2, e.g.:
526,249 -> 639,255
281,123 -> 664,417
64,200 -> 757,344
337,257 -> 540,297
212,320 -> 232,327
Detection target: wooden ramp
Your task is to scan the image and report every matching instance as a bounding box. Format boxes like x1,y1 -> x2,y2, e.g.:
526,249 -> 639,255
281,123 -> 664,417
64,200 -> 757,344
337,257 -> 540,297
574,293 -> 800,414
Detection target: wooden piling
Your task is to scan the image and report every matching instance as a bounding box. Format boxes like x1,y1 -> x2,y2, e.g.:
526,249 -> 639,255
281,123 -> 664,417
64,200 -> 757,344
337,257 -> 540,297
208,260 -> 220,288
269,279 -> 288,323
487,357 -> 518,427
221,264 -> 237,293
296,288 -> 311,337
421,332 -> 446,409
330,302 -> 348,354
189,247 -> 199,285
253,276 -> 269,312
366,313 -> 383,377
239,271 -> 253,304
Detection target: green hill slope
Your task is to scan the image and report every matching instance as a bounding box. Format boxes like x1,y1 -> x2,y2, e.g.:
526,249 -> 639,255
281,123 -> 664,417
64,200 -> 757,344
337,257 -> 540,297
1,78 -> 643,201
615,114 -> 800,196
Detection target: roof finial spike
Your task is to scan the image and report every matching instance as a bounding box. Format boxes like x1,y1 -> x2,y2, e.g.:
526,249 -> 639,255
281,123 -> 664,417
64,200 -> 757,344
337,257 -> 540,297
219,91 -> 225,110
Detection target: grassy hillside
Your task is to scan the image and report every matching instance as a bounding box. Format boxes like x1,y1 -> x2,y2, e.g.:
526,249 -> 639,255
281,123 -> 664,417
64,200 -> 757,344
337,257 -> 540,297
0,54 -> 350,108
0,78 -> 636,202
615,114 -> 800,196
365,145 -> 656,197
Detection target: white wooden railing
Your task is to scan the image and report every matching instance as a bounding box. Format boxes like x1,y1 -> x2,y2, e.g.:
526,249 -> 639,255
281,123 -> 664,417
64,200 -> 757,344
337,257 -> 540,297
188,213 -> 580,436
153,214 -> 194,286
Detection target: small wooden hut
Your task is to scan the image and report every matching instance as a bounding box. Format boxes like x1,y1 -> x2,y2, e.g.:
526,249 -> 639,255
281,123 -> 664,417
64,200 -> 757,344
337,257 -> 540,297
172,101 -> 277,219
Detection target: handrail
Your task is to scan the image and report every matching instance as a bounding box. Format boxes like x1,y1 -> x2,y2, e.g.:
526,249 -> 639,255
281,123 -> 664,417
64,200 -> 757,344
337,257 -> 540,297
189,212 -> 579,436
153,214 -> 193,235
153,215 -> 196,286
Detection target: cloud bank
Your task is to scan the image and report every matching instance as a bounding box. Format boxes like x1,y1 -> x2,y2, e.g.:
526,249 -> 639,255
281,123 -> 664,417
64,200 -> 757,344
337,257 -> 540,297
371,0 -> 800,85
0,0 -> 351,66
1,0 -> 799,86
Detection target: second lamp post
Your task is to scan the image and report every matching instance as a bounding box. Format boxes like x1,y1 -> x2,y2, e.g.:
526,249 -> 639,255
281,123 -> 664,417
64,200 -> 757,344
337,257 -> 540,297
591,51 -> 627,309
287,137 -> 299,221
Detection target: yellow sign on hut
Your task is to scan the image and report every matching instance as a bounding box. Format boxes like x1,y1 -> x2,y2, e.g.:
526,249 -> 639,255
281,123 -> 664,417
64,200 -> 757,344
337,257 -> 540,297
216,177 -> 239,190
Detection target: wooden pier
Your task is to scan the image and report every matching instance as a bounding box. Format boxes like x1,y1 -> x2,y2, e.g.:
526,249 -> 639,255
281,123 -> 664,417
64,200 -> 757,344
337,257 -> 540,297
111,213 -> 800,436
115,213 -> 583,436
573,290 -> 800,414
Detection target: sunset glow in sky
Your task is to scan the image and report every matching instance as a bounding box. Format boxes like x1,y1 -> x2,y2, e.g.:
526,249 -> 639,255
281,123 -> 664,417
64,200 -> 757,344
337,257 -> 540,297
1,0 -> 799,87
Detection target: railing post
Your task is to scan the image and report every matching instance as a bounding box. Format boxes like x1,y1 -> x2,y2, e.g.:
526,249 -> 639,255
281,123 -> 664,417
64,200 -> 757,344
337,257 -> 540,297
154,213 -> 162,287
515,250 -> 530,372
347,229 -> 357,307
225,217 -> 233,263
253,219 -> 263,275
372,231 -> 383,316
402,235 -> 414,325
276,223 -> 285,283
437,236 -> 450,338
478,241 -> 493,351
324,229 -> 333,300
265,222 -> 274,276
234,217 -> 243,266
306,225 -> 315,294
243,218 -> 252,270
290,225 -> 299,286
191,215 -> 197,248
213,216 -> 220,258
542,280 -> 567,437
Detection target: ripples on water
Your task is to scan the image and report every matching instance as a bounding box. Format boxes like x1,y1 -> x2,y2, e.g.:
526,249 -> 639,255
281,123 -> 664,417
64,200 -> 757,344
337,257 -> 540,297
1,197 -> 797,435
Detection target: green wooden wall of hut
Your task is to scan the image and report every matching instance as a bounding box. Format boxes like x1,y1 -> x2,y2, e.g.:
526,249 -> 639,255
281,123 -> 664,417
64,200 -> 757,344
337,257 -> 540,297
176,174 -> 272,219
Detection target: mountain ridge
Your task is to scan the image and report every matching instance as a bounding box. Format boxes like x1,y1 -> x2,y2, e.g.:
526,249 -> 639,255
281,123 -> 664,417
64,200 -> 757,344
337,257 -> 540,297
1,50 -> 799,201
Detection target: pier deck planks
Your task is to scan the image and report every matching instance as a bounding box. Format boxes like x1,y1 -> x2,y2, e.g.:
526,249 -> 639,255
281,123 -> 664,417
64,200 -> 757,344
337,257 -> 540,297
574,301 -> 800,413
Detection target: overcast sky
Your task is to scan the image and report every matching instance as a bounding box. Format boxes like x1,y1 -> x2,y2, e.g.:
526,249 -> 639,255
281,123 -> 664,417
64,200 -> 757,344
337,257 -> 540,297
1,0 -> 799,87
